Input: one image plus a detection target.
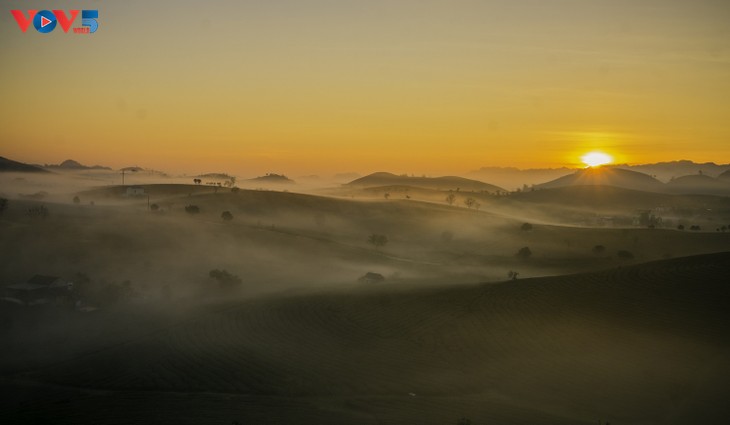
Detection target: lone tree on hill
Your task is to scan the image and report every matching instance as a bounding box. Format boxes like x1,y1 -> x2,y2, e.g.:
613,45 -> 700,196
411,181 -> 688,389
368,234 -> 388,249
445,192 -> 456,205
516,246 -> 532,259
221,211 -> 233,221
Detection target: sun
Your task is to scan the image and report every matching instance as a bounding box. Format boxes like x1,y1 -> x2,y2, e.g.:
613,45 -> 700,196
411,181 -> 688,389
581,151 -> 613,167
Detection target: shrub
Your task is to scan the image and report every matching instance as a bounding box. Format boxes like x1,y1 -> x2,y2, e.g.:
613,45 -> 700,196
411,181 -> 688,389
516,246 -> 532,259
521,222 -> 533,231
185,205 -> 200,214
368,234 -> 388,249
221,211 -> 233,221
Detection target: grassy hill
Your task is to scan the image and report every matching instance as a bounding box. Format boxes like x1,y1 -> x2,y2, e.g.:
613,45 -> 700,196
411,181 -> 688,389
0,156 -> 48,173
536,167 -> 665,192
2,252 -> 729,424
349,172 -> 505,193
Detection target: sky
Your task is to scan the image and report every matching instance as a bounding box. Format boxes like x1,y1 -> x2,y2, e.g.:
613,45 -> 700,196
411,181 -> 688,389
1,0 -> 729,176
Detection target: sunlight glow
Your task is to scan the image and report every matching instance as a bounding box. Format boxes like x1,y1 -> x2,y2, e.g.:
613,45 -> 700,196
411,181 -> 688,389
581,152 -> 613,167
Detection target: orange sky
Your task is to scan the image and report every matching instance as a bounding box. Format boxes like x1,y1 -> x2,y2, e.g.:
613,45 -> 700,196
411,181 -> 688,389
1,0 -> 728,176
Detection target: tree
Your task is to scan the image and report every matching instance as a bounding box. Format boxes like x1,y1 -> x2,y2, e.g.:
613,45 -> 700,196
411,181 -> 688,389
368,234 -> 388,249
384,192 -> 390,200
185,205 -> 200,214
209,269 -> 242,289
464,197 -> 476,209
516,246 -> 532,259
150,203 -> 160,211
445,193 -> 456,205
520,222 -> 533,231
221,211 -> 233,221
508,270 -> 519,280
677,224 -> 685,231
73,195 -> 80,204
231,187 -> 240,194
193,178 -> 201,185
592,245 -> 606,255
690,225 -> 701,231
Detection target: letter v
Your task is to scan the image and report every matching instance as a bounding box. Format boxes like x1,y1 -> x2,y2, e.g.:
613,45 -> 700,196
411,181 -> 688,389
53,10 -> 80,33
10,10 -> 37,32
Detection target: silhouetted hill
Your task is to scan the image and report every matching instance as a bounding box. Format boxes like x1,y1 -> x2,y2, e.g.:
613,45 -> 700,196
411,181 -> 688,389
197,173 -> 232,180
46,159 -> 112,171
249,173 -> 295,184
349,172 -> 504,192
0,156 -> 48,173
536,166 -> 664,192
717,169 -> 730,182
617,160 -> 730,181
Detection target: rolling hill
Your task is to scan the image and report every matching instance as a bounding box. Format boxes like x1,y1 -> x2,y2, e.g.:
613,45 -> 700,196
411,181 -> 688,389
536,166 -> 665,192
3,252 -> 729,424
349,172 -> 505,192
0,156 -> 48,173
665,174 -> 730,196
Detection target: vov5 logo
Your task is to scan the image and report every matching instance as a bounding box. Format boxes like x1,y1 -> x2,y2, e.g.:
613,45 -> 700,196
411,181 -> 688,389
11,10 -> 99,34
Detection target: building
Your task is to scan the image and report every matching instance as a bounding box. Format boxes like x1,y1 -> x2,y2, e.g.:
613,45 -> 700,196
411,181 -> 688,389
3,275 -> 72,306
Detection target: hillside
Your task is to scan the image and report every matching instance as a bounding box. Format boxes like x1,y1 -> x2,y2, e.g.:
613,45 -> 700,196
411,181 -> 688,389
349,172 -> 505,193
719,169 -> 730,182
665,174 -> 730,196
249,173 -> 295,184
536,166 -> 665,192
45,159 -> 112,171
3,252 -> 729,424
0,156 -> 48,173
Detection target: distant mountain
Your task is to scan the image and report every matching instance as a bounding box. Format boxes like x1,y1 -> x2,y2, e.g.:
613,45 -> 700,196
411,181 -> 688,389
536,167 -> 665,192
45,159 -> 112,171
467,160 -> 730,189
349,172 -> 504,193
665,174 -> 730,196
197,173 -> 231,180
616,160 -> 730,181
0,156 -> 48,173
249,173 -> 295,184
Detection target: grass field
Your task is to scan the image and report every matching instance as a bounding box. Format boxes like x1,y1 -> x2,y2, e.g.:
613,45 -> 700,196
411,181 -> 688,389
2,252 -> 729,424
